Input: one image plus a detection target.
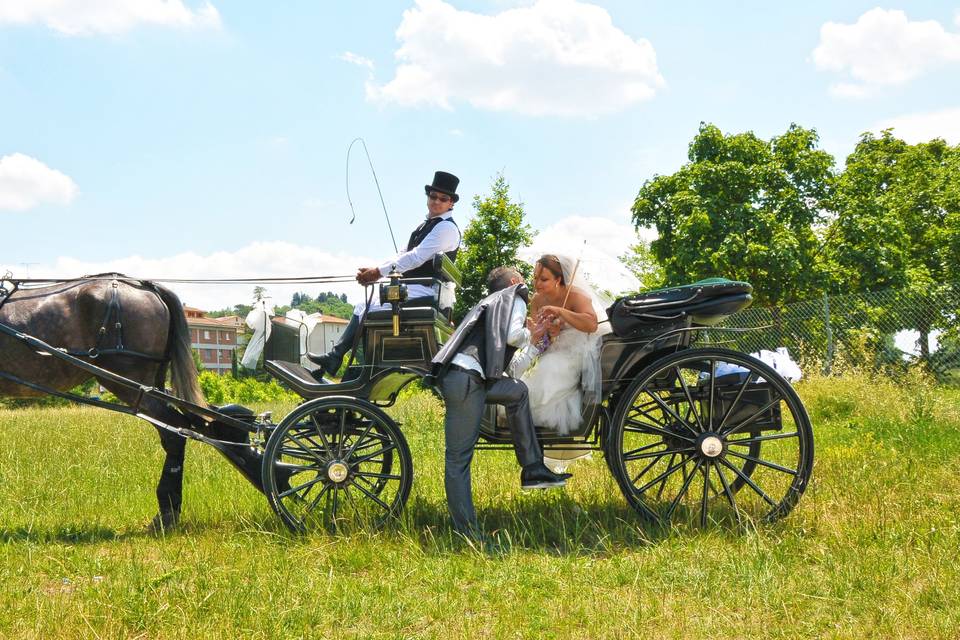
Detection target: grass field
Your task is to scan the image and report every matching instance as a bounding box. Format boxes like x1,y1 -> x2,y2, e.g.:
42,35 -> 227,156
0,374 -> 958,639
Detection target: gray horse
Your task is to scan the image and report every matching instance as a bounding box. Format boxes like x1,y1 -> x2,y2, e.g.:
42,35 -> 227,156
0,274 -> 264,530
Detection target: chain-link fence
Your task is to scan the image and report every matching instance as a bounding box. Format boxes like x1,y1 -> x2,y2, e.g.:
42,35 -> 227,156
694,284 -> 960,382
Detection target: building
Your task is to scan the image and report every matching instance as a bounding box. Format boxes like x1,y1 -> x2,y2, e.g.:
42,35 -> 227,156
307,313 -> 350,357
184,306 -> 242,375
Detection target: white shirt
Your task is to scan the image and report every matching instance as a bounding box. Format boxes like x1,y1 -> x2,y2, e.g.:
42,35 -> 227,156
451,296 -> 530,378
377,211 -> 460,277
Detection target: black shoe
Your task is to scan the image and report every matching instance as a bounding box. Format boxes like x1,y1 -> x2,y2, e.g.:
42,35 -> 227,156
520,463 -> 572,490
306,314 -> 360,376
307,351 -> 343,377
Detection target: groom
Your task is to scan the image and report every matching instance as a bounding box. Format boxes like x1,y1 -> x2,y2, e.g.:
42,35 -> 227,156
429,266 -> 571,536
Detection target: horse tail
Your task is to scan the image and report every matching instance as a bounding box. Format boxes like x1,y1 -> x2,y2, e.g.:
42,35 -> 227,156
153,283 -> 205,407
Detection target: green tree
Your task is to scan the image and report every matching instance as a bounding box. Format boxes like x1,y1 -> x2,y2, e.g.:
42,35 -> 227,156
825,131 -> 960,362
619,239 -> 665,291
630,122 -> 835,308
454,173 -> 536,320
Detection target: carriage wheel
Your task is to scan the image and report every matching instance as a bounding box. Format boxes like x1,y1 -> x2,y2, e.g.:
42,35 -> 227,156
607,348 -> 813,528
262,397 -> 413,533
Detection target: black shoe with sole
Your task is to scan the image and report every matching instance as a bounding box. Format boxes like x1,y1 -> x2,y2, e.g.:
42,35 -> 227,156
520,463 -> 572,490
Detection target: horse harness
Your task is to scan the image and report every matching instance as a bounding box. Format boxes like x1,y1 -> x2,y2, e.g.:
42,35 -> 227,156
1,276 -> 168,364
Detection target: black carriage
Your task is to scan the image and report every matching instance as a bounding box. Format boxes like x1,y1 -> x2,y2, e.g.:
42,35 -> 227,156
0,257 -> 813,533
258,256 -> 814,532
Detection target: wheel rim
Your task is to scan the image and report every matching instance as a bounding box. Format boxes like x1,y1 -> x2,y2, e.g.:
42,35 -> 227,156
263,399 -> 412,533
610,349 -> 813,528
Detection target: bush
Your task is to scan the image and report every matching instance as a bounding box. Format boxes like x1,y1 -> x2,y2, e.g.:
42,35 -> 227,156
197,371 -> 299,405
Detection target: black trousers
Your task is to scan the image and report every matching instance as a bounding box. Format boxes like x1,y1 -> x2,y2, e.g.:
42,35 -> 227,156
439,368 -> 542,534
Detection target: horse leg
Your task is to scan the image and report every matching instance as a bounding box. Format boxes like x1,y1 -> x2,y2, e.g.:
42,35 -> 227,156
153,425 -> 186,531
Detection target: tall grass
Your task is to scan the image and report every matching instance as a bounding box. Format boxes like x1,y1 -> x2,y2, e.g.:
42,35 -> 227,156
0,375 -> 957,638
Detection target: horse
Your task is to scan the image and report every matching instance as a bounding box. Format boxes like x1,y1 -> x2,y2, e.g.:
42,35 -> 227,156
0,274 -> 265,530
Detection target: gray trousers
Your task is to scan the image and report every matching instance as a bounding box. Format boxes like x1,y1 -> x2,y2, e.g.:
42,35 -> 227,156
439,368 -> 543,534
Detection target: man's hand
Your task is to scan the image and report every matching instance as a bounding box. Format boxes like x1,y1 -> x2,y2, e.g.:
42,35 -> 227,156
356,267 -> 382,285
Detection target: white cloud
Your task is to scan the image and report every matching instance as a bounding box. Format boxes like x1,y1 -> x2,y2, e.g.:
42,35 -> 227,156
0,0 -> 221,35
367,0 -> 664,117
813,8 -> 960,96
874,107 -> 960,144
337,51 -> 374,70
16,242 -> 376,311
0,153 -> 78,212
519,215 -> 643,295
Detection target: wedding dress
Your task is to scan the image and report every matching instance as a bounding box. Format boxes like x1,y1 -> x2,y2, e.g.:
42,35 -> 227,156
511,253 -> 611,436
521,324 -> 594,434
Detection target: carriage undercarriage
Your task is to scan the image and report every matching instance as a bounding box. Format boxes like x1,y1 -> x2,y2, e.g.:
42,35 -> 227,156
0,263 -> 814,534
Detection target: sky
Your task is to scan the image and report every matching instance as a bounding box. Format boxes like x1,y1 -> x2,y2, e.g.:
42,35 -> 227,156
1,0 -> 959,311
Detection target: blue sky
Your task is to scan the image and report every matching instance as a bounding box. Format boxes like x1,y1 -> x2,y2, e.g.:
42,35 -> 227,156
2,0 -> 959,309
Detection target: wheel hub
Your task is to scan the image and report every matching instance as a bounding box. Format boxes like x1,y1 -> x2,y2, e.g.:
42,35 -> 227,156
326,461 -> 350,483
698,434 -> 724,458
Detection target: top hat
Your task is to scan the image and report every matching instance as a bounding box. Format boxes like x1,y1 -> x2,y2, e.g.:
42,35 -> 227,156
424,171 -> 460,202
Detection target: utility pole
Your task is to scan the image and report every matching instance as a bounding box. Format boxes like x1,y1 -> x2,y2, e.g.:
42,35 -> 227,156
20,263 -> 39,278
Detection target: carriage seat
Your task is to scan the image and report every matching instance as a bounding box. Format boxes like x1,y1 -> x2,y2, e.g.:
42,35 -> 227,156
264,359 -> 331,395
376,253 -> 462,323
607,278 -> 753,337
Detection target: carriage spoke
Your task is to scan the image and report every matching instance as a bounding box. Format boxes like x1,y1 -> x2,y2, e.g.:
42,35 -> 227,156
699,463 -> 710,527
309,414 -> 335,452
716,372 -> 755,432
285,432 -> 327,465
644,390 -> 699,437
274,461 -> 323,474
725,450 -> 798,476
635,454 -> 690,495
674,366 -> 705,432
629,402 -> 669,428
337,408 -> 348,457
343,485 -> 365,521
622,441 -> 667,459
624,418 -> 696,443
654,453 -> 677,500
664,459 -> 702,520
352,444 -> 398,465
721,394 -> 783,437
280,475 -> 324,499
718,457 -> 777,507
714,460 -> 742,525
345,419 -> 376,458
727,431 -> 799,445
623,446 -> 693,462
298,482 -> 332,523
351,480 -> 393,513
708,359 -> 716,431
277,447 -> 326,464
331,484 -> 341,523
631,452 -> 668,486
354,470 -> 402,481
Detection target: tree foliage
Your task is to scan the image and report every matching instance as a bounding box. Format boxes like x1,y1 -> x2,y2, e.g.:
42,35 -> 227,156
629,123 -> 835,307
824,131 -> 960,359
453,173 -> 535,320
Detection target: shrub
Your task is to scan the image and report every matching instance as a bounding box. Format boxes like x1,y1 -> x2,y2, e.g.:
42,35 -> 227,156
197,371 -> 299,405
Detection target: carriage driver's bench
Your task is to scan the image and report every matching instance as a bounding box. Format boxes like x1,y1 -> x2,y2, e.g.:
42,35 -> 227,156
264,253 -> 460,405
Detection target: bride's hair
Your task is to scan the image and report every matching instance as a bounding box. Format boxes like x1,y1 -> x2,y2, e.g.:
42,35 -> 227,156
536,255 -> 565,285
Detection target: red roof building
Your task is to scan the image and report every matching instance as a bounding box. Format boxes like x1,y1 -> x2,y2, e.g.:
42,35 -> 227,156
184,306 -> 241,375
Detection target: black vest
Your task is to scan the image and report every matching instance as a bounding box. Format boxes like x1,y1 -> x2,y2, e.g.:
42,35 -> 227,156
403,216 -> 460,279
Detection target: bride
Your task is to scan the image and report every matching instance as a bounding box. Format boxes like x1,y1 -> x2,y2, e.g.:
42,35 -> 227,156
514,254 -> 607,435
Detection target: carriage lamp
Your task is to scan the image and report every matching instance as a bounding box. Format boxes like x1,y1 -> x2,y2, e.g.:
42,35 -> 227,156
380,267 -> 407,336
